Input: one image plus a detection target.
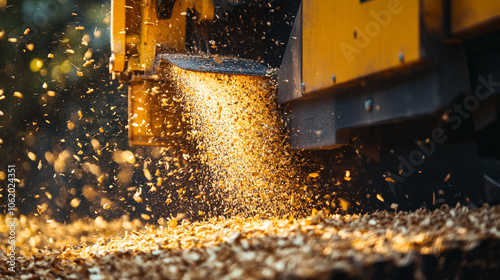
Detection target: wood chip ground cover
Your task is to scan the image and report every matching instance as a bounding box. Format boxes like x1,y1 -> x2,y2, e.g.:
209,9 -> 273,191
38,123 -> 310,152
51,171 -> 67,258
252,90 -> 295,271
2,205 -> 500,279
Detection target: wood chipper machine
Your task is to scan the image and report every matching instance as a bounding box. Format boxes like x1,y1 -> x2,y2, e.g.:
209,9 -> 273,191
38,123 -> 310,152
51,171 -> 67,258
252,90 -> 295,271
109,0 -> 500,207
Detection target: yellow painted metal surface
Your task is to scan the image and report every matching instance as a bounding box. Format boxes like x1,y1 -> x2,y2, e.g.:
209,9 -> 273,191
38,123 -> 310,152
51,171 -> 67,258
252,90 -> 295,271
302,0 -> 420,94
129,81 -> 157,145
139,0 -> 187,72
128,81 -> 184,146
110,0 -> 126,73
451,0 -> 500,36
110,0 -> 214,75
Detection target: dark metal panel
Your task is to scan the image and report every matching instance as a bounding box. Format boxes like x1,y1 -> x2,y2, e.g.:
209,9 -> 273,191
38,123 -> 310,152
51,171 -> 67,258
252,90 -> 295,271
157,54 -> 268,76
284,63 -> 469,150
156,0 -> 176,20
464,31 -> 500,99
277,4 -> 302,104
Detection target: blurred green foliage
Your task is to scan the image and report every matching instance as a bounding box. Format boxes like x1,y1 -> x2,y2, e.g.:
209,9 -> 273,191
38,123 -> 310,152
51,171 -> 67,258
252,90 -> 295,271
0,0 -> 132,221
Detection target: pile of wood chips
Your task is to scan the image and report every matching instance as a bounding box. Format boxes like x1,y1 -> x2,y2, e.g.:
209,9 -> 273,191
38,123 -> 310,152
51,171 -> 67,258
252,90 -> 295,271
1,204 -> 500,279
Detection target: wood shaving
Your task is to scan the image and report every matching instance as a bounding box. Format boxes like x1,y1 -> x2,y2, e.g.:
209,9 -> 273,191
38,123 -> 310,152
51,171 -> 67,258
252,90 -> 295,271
1,205 -> 499,279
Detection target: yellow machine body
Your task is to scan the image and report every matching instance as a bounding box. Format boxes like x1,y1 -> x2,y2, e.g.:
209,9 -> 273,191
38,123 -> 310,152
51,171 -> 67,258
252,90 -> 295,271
110,0 -> 214,76
110,0 -> 214,146
451,0 -> 500,38
128,80 -> 186,146
109,0 -> 500,148
302,0 -> 420,94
